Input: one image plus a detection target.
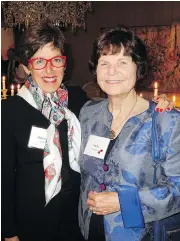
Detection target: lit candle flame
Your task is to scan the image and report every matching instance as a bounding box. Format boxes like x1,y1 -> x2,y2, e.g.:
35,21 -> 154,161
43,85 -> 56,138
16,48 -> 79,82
154,82 -> 158,97
140,93 -> 143,97
17,84 -> 20,89
11,85 -> 14,90
172,95 -> 176,103
2,76 -> 6,81
154,82 -> 158,89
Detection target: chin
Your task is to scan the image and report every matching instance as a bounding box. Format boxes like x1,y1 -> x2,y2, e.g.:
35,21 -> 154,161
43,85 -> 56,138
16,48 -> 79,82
41,86 -> 59,93
103,89 -> 123,96
103,86 -> 131,96
41,82 -> 61,93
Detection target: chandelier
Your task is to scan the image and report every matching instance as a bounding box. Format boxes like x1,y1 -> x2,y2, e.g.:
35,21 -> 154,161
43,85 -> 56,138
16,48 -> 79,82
2,1 -> 93,31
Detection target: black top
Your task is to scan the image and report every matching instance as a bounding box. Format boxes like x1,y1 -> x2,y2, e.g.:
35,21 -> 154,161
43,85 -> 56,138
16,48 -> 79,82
88,138 -> 117,241
2,91 -> 88,241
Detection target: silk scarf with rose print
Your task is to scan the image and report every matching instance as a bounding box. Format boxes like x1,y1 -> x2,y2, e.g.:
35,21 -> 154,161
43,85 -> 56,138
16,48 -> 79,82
18,78 -> 81,204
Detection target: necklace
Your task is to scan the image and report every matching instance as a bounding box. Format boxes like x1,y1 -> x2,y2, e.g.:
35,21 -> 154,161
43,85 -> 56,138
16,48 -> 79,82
110,95 -> 137,140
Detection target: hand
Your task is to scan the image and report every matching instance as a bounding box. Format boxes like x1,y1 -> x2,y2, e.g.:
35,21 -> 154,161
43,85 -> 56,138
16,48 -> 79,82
87,191 -> 120,215
153,94 -> 174,113
5,236 -> 19,241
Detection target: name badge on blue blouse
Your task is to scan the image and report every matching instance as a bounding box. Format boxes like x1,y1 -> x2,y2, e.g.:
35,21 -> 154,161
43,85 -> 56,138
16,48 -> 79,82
28,126 -> 47,150
84,135 -> 110,159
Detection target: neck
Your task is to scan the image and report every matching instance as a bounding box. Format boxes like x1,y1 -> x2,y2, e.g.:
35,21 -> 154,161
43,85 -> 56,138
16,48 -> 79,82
108,89 -> 137,116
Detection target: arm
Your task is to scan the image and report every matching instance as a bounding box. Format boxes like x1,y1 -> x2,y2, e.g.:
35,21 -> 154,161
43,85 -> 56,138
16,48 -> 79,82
2,102 -> 18,238
117,113 -> 180,226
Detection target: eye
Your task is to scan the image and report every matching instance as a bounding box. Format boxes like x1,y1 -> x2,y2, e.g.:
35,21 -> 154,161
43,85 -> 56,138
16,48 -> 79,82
35,59 -> 45,65
53,57 -> 65,65
54,57 -> 63,62
117,61 -> 127,66
99,62 -> 108,67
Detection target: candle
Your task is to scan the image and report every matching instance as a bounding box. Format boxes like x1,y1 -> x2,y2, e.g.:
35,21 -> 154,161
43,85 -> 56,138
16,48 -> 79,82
172,95 -> 176,105
17,84 -> 21,93
154,82 -> 158,97
11,85 -> 14,96
2,76 -> 6,90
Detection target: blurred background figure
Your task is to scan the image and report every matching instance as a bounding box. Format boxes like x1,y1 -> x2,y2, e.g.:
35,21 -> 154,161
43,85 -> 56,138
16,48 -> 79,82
82,81 -> 107,100
14,63 -> 28,84
2,48 -> 20,87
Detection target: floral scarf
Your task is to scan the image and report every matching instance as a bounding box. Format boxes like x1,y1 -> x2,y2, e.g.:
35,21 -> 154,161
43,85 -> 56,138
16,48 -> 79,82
18,77 -> 81,204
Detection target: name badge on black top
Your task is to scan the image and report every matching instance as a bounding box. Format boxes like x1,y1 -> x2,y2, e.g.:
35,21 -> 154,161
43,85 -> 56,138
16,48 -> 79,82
28,126 -> 47,150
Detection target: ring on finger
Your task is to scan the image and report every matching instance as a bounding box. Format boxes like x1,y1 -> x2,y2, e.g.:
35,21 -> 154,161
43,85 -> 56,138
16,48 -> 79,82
89,206 -> 93,211
93,207 -> 97,213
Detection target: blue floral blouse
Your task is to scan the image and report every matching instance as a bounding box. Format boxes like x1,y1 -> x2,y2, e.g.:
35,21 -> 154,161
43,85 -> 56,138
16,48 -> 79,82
78,99 -> 180,241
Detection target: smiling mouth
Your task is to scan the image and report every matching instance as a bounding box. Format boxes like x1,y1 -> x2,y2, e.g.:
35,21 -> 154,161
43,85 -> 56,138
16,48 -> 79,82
42,77 -> 57,83
106,80 -> 124,84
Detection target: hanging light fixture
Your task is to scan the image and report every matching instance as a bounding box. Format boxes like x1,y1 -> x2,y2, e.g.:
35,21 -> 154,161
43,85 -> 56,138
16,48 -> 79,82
2,1 -> 93,31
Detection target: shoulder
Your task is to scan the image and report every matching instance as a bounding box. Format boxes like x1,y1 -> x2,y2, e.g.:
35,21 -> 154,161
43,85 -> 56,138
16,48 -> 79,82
67,86 -> 88,102
154,108 -> 180,139
2,95 -> 19,110
2,96 -> 21,124
2,95 -> 33,120
149,101 -> 180,123
80,99 -> 107,118
66,86 -> 89,118
2,94 -> 28,107
156,108 -> 180,125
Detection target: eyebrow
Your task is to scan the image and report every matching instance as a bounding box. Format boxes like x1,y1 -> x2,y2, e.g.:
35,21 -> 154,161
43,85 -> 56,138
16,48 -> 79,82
117,57 -> 130,61
98,60 -> 109,63
99,57 -> 129,62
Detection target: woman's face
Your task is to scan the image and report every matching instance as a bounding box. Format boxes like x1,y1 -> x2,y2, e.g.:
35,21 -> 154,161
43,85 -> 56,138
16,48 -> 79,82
96,47 -> 137,97
29,42 -> 65,93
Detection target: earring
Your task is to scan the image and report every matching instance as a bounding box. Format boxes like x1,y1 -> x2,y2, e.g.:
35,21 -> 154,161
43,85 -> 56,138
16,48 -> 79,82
60,83 -> 65,88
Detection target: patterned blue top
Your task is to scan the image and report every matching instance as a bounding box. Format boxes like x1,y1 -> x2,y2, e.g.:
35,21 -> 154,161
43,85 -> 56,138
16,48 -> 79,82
78,99 -> 180,241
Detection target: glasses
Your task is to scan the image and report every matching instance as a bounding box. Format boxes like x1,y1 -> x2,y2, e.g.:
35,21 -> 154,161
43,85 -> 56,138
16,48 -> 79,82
28,56 -> 66,70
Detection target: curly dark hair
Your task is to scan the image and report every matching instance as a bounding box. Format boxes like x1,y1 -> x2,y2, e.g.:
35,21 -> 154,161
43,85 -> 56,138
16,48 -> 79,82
18,20 -> 65,67
89,25 -> 148,80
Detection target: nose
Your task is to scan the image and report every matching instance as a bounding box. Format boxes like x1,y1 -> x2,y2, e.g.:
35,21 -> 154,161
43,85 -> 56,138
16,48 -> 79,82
45,61 -> 53,74
107,64 -> 118,76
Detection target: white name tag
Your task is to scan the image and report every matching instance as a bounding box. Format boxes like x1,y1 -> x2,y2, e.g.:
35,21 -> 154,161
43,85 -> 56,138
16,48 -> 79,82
28,126 -> 47,150
84,135 -> 110,159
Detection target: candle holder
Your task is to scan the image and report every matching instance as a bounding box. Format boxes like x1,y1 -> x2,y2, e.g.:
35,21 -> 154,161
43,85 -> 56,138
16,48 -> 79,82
1,89 -> 8,100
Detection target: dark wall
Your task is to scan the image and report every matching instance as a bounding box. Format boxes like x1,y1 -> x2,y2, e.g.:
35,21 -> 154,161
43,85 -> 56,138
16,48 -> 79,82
63,1 -> 180,86
11,1 -> 180,86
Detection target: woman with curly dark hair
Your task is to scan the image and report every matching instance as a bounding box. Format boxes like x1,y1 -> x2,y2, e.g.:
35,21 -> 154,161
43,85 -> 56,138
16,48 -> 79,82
2,21 -> 86,241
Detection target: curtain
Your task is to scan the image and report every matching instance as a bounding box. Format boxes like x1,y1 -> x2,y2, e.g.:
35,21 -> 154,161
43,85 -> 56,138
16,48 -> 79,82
133,24 -> 180,92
